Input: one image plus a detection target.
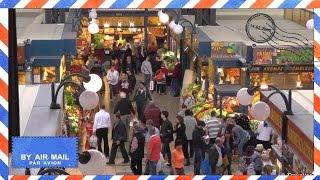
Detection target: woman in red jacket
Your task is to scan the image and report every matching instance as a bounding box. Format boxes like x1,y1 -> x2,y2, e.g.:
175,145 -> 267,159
154,63 -> 168,95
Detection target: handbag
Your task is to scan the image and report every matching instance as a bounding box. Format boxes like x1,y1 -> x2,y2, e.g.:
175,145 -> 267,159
223,155 -> 229,166
89,135 -> 98,148
149,80 -> 155,91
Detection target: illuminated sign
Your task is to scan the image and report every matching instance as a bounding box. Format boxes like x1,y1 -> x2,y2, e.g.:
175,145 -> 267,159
249,64 -> 313,73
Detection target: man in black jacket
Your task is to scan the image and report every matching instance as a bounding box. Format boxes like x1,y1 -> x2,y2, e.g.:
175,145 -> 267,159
132,82 -> 152,121
160,111 -> 173,166
129,123 -> 145,175
192,121 -> 208,175
108,113 -> 130,164
114,92 -> 135,140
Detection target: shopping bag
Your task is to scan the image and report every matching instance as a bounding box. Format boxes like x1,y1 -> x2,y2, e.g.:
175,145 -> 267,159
89,135 -> 98,148
149,80 -> 155,91
200,153 -> 212,175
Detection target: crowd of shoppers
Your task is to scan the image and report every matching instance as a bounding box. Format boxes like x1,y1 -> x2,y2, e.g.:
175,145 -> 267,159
88,41 -> 276,175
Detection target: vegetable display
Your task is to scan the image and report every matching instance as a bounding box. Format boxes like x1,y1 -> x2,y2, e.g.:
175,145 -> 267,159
64,88 -> 81,135
162,51 -> 176,70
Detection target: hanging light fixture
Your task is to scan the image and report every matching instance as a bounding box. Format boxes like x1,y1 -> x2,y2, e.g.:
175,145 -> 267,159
169,20 -> 177,30
88,19 -> 99,34
89,9 -> 97,19
158,10 -> 169,24
306,19 -> 314,30
173,24 -> 183,34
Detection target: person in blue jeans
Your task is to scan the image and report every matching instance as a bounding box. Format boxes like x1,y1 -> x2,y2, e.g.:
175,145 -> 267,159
230,124 -> 250,157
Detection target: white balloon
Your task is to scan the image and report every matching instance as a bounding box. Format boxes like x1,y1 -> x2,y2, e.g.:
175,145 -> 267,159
251,101 -> 270,121
173,24 -> 183,34
88,21 -> 99,34
306,19 -> 314,30
169,20 -> 177,29
89,9 -> 97,19
237,88 -> 253,105
159,12 -> 169,24
83,74 -> 103,92
78,150 -> 106,175
79,90 -> 99,110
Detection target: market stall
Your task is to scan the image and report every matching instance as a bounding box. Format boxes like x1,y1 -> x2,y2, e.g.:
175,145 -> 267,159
261,90 -> 313,174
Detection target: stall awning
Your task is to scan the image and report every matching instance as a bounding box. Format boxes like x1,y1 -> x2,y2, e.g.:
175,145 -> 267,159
214,84 -> 243,97
30,56 -> 62,67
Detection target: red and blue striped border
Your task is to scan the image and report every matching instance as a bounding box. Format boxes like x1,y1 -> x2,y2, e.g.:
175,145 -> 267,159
0,0 -> 317,8
0,1 -> 320,180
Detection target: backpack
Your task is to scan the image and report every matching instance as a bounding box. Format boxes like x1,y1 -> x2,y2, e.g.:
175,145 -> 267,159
252,155 -> 263,174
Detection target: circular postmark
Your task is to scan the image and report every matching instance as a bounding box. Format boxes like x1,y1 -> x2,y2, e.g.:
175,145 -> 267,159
246,13 -> 276,43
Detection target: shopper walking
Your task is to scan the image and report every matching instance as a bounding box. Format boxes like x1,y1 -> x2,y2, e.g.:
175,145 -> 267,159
172,139 -> 185,175
145,127 -> 161,175
160,111 -> 173,166
174,115 -> 188,167
108,113 -> 130,164
248,144 -> 264,175
114,92 -> 135,140
132,82 -> 152,121
193,121 -> 208,175
129,123 -> 145,175
118,73 -> 130,96
208,138 -> 223,175
127,70 -> 136,95
145,119 -> 160,144
256,121 -> 273,149
143,101 -> 161,129
230,124 -> 250,157
141,56 -> 153,91
183,109 -> 196,165
205,111 -> 221,144
221,127 -> 233,175
93,104 -> 111,158
107,65 -> 119,99
154,63 -> 168,95
184,90 -> 198,109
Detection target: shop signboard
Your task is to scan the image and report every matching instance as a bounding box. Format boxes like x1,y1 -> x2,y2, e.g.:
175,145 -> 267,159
253,48 -> 273,65
248,64 -> 313,73
287,120 -> 313,169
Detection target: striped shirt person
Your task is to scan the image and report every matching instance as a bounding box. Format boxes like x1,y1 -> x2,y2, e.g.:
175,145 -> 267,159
205,111 -> 221,144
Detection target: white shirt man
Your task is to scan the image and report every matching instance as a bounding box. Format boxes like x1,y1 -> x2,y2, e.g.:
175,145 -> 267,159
257,121 -> 273,142
93,108 -> 111,133
107,68 -> 119,86
141,59 -> 152,75
93,105 -> 112,157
